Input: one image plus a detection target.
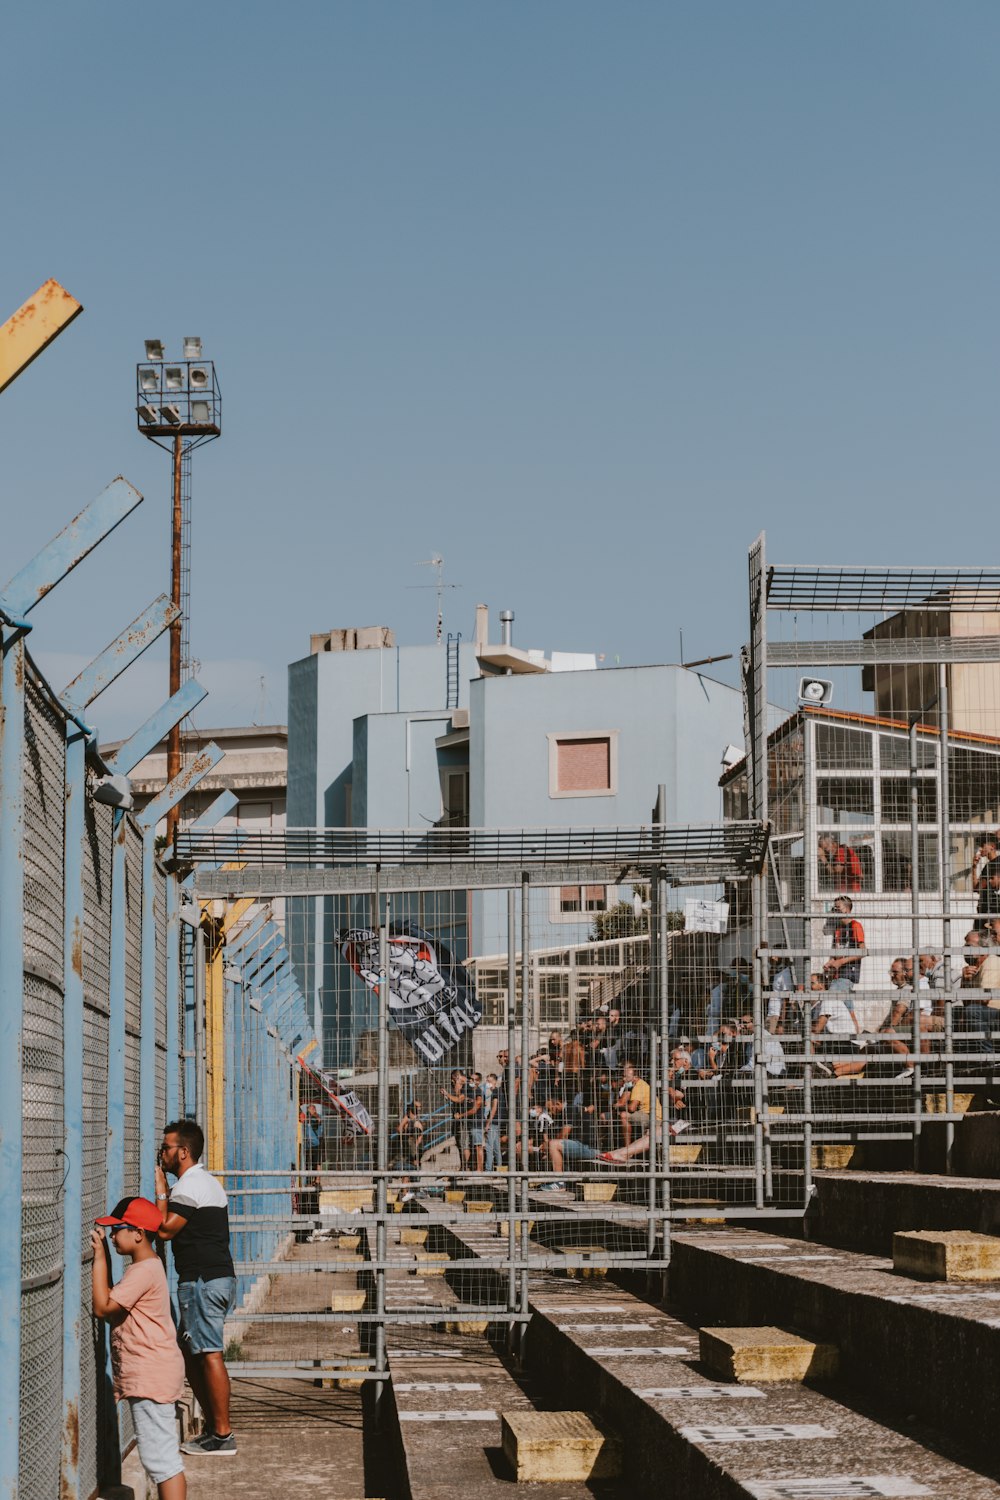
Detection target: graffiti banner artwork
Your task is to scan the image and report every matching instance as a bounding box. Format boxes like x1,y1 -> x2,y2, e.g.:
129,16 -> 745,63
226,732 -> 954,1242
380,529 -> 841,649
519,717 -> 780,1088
339,923 -> 482,1065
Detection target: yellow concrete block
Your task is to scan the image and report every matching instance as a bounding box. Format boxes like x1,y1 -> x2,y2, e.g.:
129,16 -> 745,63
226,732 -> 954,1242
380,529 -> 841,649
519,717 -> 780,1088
465,1199 -> 492,1213
924,1092 -> 975,1116
669,1144 -> 703,1165
555,1245 -> 607,1279
700,1327 -> 839,1383
399,1227 -> 429,1246
893,1230 -> 1000,1282
330,1291 -> 366,1312
811,1145 -> 856,1169
337,1233 -> 362,1250
319,1188 -> 373,1213
496,1218 -> 534,1236
411,1252 -> 450,1276
444,1189 -> 466,1204
575,1182 -> 617,1203
439,1319 -> 489,1334
501,1411 -> 621,1482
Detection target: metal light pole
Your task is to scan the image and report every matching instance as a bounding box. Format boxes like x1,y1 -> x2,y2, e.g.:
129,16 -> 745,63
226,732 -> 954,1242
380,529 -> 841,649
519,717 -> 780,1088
136,337 -> 221,845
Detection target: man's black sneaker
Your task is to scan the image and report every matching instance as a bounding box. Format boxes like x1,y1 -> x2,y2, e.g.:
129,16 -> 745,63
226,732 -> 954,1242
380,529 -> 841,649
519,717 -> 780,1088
181,1431 -> 237,1456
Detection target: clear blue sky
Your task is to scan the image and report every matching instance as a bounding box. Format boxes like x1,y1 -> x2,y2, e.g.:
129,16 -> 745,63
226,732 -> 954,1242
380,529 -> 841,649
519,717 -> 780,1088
3,2 -> 999,739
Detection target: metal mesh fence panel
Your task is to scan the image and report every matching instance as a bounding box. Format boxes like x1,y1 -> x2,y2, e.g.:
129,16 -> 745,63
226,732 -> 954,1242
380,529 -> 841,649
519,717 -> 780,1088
82,792 -> 113,1011
23,680 -> 65,981
82,1005 -> 109,1230
124,824 -> 142,1034
20,970 -> 64,1500
155,869 -> 168,1048
18,1279 -> 62,1500
124,1030 -> 141,1198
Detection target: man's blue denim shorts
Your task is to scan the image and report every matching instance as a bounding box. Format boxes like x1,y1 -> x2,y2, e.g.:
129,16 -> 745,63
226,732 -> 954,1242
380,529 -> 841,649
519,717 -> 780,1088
177,1276 -> 236,1354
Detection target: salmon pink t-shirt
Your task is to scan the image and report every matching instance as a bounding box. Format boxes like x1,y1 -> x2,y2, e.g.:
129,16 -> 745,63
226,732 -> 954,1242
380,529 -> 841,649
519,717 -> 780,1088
109,1256 -> 185,1403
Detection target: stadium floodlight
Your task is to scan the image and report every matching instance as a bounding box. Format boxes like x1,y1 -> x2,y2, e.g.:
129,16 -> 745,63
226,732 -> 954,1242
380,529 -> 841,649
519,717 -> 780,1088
182,336 -> 202,358
190,399 -> 211,423
798,677 -> 834,708
93,774 -> 133,810
188,364 -> 209,390
138,366 -> 160,392
138,404 -> 159,424
144,339 -> 164,361
164,366 -> 184,392
160,404 -> 182,424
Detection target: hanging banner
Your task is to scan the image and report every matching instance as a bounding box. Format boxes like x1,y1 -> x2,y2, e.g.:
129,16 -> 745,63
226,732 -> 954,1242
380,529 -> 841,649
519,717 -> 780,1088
335,1089 -> 373,1138
339,923 -> 482,1066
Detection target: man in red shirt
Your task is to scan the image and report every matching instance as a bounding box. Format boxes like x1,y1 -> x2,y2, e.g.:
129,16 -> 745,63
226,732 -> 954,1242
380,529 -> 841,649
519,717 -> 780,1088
817,834 -> 863,892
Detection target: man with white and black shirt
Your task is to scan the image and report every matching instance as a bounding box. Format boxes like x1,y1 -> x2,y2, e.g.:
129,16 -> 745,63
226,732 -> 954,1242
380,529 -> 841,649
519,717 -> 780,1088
154,1118 -> 236,1457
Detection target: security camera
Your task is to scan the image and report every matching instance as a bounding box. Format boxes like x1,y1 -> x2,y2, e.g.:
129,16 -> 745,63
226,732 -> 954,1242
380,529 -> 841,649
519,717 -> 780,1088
93,774 -> 133,810
798,677 -> 834,708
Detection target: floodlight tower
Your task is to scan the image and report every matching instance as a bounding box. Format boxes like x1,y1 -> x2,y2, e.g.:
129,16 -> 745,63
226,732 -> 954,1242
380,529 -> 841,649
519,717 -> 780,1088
136,337 -> 221,843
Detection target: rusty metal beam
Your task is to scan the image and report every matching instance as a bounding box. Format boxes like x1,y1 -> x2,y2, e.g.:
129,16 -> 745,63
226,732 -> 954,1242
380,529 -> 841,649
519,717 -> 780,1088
0,278 -> 82,394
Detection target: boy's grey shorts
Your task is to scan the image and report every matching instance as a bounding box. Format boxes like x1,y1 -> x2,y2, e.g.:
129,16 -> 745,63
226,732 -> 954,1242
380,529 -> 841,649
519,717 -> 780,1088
128,1397 -> 184,1485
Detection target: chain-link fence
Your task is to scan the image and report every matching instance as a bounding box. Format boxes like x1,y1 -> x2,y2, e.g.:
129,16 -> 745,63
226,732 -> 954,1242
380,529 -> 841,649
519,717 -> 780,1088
7,655 -> 182,1500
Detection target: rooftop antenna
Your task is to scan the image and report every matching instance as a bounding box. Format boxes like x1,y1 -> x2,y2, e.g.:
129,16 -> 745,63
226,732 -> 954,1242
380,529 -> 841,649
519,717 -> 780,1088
408,553 -> 461,643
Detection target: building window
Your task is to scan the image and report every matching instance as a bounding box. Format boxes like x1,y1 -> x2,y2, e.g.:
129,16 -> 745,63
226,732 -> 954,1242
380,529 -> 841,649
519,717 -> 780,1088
548,732 -> 618,798
552,884 -> 609,921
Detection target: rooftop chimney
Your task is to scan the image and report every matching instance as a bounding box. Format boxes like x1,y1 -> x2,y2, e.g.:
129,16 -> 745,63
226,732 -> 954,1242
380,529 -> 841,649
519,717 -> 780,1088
499,609 -> 514,647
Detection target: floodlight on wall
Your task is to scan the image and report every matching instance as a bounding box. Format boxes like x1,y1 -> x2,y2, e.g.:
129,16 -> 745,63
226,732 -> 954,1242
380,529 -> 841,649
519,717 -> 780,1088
223,963 -> 242,983
178,898 -> 201,929
190,399 -> 211,423
92,773 -> 133,810
164,366 -> 184,392
248,991 -> 262,1012
138,366 -> 161,392
188,364 -> 209,390
138,404 -> 159,424
144,339 -> 164,361
798,677 -> 834,708
183,336 -> 203,358
721,743 -> 744,768
160,404 -> 182,424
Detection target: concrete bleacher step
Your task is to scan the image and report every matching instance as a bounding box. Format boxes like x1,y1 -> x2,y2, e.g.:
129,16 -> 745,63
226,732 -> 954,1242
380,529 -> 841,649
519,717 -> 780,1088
810,1169 -> 1000,1255
441,1209 -> 1000,1497
526,1275 -> 1000,1498
668,1224 -> 1000,1463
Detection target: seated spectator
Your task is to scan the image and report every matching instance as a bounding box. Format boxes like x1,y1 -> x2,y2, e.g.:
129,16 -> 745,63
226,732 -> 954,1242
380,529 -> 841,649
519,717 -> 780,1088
962,929 -> 988,990
878,958 -> 942,1077
734,1010 -> 786,1078
974,836 -> 1000,920
809,972 -> 865,1078
766,955 -> 798,1035
616,1060 -> 661,1146
919,952 -> 945,989
691,1024 -> 738,1079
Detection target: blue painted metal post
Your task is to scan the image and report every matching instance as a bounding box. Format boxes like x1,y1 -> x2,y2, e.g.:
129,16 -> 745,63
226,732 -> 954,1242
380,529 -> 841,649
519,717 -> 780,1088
0,627 -> 27,1499
61,725 -> 87,1500
140,833 -> 158,1197
165,877 -> 180,1121
107,810 -> 129,1212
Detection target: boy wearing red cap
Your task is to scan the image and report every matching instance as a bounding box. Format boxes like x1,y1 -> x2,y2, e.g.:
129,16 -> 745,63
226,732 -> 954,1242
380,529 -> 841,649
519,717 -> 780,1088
91,1197 -> 186,1500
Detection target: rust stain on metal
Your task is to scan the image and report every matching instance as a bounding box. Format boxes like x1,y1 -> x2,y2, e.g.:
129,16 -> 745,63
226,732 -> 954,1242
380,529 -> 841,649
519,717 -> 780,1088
71,918 -> 83,980
61,1396 -> 79,1491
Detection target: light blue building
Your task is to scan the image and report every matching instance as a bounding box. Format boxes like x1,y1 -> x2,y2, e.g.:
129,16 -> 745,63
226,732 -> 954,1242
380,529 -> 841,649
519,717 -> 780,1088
287,617 -> 746,1063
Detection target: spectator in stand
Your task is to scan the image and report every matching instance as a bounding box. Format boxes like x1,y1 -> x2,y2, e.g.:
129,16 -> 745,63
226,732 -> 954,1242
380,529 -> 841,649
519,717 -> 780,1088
962,929 -> 988,990
974,836 -> 1000,922
766,955 -> 799,1035
824,896 -> 866,1012
817,834 -> 863,893
396,1099 -> 424,1201
809,972 -> 864,1078
468,1072 -> 486,1171
482,1074 -> 501,1173
300,1103 -> 322,1172
495,1050 -> 511,1164
692,1023 -> 738,1079
878,958 -> 940,1077
919,953 -> 945,989
616,1059 -> 660,1147
735,1009 -> 787,1078
562,1029 -> 585,1095
440,1069 -> 472,1170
